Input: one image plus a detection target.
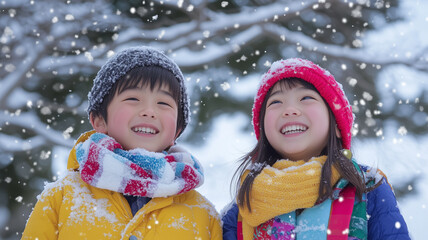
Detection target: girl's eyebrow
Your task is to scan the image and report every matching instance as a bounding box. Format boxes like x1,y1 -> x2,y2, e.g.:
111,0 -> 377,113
268,90 -> 282,98
268,86 -> 312,98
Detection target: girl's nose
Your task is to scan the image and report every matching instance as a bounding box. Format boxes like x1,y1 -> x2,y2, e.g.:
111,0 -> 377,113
283,105 -> 301,116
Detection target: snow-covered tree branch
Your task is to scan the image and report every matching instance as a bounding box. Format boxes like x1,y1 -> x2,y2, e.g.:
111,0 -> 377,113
1,0 -> 427,238
1,0 -> 427,154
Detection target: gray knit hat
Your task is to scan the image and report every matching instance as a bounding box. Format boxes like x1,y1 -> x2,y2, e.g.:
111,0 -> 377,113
87,46 -> 190,133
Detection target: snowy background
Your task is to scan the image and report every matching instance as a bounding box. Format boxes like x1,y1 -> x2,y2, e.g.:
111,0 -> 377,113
1,0 -> 427,239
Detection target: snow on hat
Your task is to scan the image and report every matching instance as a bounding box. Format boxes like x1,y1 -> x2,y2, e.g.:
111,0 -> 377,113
87,46 -> 190,133
252,58 -> 354,149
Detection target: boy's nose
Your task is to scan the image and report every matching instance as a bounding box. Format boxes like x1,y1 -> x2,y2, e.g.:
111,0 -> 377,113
139,107 -> 156,118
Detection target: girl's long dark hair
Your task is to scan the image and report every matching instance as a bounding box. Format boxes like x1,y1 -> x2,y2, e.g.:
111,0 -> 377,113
234,78 -> 367,212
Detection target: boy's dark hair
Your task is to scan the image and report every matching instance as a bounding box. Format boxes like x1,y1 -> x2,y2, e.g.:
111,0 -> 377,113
87,46 -> 190,138
90,66 -> 185,136
234,78 -> 367,212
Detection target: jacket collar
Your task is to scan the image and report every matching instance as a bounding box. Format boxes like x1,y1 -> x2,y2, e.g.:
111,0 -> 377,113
67,130 -> 96,171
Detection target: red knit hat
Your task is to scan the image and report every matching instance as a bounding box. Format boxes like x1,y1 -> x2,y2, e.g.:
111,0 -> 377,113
252,58 -> 354,149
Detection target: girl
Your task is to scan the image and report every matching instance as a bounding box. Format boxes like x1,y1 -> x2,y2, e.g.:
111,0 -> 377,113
222,58 -> 410,240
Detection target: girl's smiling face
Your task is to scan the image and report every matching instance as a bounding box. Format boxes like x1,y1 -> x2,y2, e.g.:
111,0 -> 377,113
263,81 -> 330,161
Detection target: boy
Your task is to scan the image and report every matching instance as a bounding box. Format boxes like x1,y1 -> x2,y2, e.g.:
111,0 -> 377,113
22,47 -> 222,239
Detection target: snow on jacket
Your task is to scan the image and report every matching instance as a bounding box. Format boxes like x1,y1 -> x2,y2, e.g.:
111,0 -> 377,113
222,171 -> 410,240
22,131 -> 222,240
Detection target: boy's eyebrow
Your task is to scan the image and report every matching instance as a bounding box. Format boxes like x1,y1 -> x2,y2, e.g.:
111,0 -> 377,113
118,86 -> 141,94
119,87 -> 174,97
158,89 -> 174,98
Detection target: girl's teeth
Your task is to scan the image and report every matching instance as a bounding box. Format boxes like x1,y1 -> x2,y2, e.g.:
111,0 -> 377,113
281,125 -> 307,134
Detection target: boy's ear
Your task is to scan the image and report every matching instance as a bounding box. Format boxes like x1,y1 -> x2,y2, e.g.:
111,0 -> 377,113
90,113 -> 108,134
335,125 -> 342,138
170,128 -> 183,146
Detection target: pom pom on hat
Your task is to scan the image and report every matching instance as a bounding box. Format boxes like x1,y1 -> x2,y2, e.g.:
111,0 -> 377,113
87,46 -> 190,134
252,58 -> 354,149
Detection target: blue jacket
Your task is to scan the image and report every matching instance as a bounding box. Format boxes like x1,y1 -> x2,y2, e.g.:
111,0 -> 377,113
222,178 -> 410,240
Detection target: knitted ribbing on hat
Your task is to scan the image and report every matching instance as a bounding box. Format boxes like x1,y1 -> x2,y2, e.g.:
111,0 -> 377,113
252,58 -> 354,149
238,156 -> 341,240
87,46 -> 190,132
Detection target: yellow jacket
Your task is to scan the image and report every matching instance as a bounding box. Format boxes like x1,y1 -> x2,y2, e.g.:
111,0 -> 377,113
22,131 -> 222,240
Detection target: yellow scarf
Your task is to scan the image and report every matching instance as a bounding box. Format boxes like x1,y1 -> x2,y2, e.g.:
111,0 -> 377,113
238,156 -> 341,240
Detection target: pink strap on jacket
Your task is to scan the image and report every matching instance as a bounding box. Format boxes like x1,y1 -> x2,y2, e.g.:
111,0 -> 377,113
237,214 -> 243,240
327,186 -> 356,240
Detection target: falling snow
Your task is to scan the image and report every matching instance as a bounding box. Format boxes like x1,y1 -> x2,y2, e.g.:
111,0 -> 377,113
1,0 -> 428,239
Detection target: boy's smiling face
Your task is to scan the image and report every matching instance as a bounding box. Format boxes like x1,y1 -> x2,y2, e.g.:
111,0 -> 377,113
91,83 -> 179,152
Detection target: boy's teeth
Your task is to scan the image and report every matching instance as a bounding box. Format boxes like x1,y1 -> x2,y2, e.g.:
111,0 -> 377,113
281,125 -> 307,134
133,127 -> 156,134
